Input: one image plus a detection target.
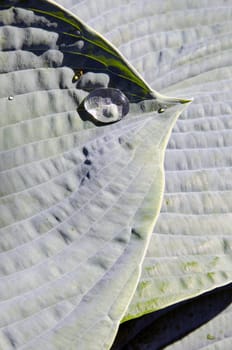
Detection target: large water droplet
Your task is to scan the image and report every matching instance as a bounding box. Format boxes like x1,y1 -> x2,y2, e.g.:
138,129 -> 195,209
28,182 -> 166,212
84,88 -> 129,124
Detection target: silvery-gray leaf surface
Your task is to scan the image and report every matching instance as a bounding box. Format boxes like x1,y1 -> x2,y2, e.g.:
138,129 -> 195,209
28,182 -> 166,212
57,0 -> 232,322
0,0 -> 190,349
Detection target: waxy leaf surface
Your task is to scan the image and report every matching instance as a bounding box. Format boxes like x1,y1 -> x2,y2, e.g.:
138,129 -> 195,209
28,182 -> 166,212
0,1 -> 189,348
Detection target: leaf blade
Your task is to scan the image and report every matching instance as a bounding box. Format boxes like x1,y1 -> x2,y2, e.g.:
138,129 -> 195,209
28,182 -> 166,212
0,1 -> 190,349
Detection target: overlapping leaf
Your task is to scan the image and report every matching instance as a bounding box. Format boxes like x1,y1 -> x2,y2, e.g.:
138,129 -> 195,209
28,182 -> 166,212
58,0 -> 232,324
112,283 -> 232,349
0,1 -> 190,349
164,299 -> 232,350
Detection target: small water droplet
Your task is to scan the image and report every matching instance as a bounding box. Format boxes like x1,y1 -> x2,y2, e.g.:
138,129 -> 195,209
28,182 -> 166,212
158,107 -> 165,113
8,96 -> 14,101
84,88 -> 129,124
72,69 -> 84,83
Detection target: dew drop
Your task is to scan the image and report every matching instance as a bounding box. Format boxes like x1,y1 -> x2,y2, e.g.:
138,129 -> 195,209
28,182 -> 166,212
8,96 -> 14,101
72,69 -> 84,83
158,107 -> 165,113
84,88 -> 129,124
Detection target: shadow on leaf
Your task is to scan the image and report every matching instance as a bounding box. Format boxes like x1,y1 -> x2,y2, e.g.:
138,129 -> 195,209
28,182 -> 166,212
112,282 -> 232,349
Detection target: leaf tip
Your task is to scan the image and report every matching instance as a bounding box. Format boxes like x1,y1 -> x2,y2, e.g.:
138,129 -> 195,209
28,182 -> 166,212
179,98 -> 194,104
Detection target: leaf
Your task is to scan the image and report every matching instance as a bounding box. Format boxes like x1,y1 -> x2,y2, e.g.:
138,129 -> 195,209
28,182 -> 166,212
163,290 -> 232,350
60,0 -> 232,322
112,283 -> 232,349
0,1 -> 190,349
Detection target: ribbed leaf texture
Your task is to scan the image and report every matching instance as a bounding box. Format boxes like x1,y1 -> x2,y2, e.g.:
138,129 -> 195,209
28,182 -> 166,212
55,0 -> 232,321
0,1 -> 190,349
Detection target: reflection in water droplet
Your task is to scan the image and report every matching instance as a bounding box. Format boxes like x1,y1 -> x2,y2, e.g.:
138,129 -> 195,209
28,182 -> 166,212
84,88 -> 129,124
8,96 -> 14,101
76,40 -> 84,49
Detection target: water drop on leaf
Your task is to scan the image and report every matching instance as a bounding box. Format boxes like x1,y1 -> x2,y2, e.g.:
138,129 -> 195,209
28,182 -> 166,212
72,69 -> 84,83
158,107 -> 165,113
84,88 -> 129,124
